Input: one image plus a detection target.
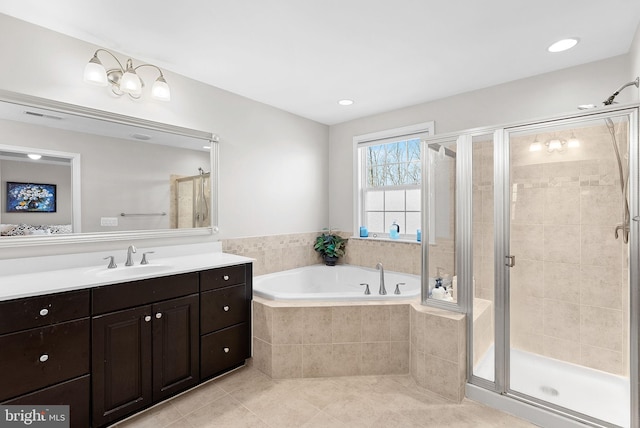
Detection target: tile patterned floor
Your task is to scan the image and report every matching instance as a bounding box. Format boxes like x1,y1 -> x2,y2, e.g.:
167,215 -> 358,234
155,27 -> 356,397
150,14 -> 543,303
113,365 -> 536,427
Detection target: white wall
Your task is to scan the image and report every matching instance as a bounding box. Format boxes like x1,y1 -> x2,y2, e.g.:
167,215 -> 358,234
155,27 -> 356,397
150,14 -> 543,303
328,55 -> 636,230
631,21 -> 640,82
0,14 -> 329,257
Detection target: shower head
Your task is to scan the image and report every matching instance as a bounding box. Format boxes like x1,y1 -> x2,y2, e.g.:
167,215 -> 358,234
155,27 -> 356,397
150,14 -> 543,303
578,77 -> 639,110
602,77 -> 639,106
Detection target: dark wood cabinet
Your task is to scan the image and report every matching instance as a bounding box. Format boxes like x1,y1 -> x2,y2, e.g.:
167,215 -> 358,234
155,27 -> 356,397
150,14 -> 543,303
92,306 -> 152,427
92,275 -> 200,428
200,264 -> 252,380
0,290 -> 91,428
152,294 -> 199,402
1,262 -> 251,428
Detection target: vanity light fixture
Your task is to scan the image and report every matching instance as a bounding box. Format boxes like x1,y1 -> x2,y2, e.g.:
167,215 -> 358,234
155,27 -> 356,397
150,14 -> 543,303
547,38 -> 579,53
27,153 -> 42,160
528,136 -> 542,152
84,49 -> 171,101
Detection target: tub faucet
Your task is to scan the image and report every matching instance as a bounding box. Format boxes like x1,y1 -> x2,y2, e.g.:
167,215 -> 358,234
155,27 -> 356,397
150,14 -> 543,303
125,245 -> 137,266
376,262 -> 386,295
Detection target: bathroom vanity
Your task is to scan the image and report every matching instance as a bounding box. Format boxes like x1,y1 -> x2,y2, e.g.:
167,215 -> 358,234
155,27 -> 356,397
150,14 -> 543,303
0,249 -> 252,428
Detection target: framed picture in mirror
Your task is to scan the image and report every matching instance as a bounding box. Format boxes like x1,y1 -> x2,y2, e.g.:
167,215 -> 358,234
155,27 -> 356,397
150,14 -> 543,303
6,181 -> 57,213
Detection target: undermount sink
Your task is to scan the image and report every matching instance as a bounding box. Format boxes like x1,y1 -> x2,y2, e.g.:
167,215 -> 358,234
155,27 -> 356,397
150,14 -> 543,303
89,264 -> 174,279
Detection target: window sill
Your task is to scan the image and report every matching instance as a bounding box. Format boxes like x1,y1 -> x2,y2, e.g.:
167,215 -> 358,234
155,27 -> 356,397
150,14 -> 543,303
350,236 -> 421,245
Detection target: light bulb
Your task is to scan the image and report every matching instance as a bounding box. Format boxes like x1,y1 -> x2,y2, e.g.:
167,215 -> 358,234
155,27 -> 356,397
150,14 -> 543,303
151,76 -> 171,101
119,59 -> 142,95
83,55 -> 108,86
529,142 -> 542,152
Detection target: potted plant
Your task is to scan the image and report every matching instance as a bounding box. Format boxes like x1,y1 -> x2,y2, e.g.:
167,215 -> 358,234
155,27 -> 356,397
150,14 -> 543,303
314,229 -> 346,266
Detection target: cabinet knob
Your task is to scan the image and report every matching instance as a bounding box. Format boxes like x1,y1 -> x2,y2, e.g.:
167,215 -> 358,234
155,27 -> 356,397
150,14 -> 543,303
144,315 -> 151,322
223,305 -> 230,312
39,354 -> 49,363
156,313 -> 163,319
223,347 -> 230,353
39,308 -> 49,316
223,275 -> 230,281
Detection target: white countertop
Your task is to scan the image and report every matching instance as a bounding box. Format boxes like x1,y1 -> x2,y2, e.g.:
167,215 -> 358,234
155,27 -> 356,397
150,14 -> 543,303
0,243 -> 253,301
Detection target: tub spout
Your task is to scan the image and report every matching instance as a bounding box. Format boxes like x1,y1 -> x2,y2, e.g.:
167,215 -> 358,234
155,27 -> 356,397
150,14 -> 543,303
376,262 -> 386,295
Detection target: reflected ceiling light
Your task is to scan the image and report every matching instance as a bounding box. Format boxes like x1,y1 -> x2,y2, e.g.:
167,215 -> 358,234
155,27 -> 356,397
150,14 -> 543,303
567,132 -> 580,148
338,99 -> 354,106
547,38 -> 579,53
529,136 -> 542,152
84,49 -> 171,101
27,153 -> 42,160
577,104 -> 598,110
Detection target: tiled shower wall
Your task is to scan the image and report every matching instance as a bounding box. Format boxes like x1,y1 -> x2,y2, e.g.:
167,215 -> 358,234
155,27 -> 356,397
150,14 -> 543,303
473,122 -> 629,376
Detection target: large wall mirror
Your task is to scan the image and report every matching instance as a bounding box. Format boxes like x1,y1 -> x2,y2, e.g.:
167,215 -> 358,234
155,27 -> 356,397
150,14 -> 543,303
0,90 -> 218,247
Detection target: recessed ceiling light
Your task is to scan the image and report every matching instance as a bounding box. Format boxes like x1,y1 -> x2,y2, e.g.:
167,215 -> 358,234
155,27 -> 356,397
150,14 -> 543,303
27,153 -> 42,160
338,99 -> 354,106
547,38 -> 579,53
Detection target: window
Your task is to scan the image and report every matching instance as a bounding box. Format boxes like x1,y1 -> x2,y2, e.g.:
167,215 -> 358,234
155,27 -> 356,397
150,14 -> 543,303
354,122 -> 434,238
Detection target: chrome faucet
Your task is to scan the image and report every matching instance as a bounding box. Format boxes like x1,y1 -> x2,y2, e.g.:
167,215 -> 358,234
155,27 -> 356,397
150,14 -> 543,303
125,245 -> 137,266
376,262 -> 386,295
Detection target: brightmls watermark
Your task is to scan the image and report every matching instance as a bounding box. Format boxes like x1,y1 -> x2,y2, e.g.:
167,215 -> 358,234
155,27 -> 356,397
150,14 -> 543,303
0,406 -> 69,428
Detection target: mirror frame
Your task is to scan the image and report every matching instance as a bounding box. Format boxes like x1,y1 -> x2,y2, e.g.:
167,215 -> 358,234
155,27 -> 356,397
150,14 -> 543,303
0,89 -> 219,248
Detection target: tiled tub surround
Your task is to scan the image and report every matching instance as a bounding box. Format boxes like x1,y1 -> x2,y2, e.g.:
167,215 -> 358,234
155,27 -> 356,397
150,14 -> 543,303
223,231 -> 430,277
253,297 -> 475,403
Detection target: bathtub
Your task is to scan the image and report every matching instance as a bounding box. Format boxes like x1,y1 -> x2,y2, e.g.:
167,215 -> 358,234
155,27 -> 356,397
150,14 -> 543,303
253,264 -> 420,301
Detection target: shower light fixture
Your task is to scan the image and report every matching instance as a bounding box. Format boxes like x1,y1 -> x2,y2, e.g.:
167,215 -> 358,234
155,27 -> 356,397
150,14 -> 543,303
84,49 -> 171,101
529,134 -> 580,153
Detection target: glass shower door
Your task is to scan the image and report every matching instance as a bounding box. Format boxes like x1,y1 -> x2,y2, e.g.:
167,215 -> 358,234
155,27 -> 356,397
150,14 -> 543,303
506,113 -> 632,427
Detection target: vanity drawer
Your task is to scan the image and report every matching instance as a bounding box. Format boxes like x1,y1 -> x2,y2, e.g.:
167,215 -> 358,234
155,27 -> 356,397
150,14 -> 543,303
0,318 -> 90,402
0,290 -> 90,335
2,375 -> 90,428
201,285 -> 249,334
200,265 -> 246,291
92,272 -> 199,315
200,323 -> 250,379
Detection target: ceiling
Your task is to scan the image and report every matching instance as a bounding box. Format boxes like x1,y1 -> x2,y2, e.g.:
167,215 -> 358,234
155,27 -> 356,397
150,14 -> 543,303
1,1 -> 640,125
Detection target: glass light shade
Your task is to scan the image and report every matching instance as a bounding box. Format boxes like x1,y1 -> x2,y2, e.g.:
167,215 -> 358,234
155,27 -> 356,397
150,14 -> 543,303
547,139 -> 564,152
529,142 -> 542,152
151,76 -> 171,101
119,70 -> 142,95
83,59 -> 108,86
567,137 -> 580,148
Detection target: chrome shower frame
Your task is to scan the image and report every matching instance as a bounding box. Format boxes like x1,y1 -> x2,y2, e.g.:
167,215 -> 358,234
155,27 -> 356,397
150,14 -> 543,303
422,103 -> 640,428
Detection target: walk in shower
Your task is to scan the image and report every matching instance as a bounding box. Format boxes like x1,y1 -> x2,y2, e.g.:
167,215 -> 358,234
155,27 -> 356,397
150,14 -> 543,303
172,168 -> 211,228
423,104 -> 639,427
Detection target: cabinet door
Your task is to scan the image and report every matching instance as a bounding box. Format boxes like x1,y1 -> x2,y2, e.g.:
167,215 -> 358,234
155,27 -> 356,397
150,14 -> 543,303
2,375 -> 90,428
201,323 -> 250,379
152,294 -> 199,402
92,306 -> 152,428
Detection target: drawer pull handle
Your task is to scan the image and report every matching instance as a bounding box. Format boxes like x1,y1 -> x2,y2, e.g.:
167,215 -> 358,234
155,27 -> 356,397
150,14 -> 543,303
223,275 -> 230,281
39,308 -> 49,316
223,347 -> 230,353
223,305 -> 230,312
144,315 -> 152,322
39,354 -> 49,363
156,313 -> 163,319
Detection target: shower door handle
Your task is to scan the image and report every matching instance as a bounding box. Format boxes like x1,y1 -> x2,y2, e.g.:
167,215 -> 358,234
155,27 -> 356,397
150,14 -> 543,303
505,255 -> 516,268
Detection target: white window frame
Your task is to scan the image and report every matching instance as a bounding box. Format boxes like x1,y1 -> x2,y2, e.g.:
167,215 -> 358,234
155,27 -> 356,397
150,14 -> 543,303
353,122 -> 435,239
